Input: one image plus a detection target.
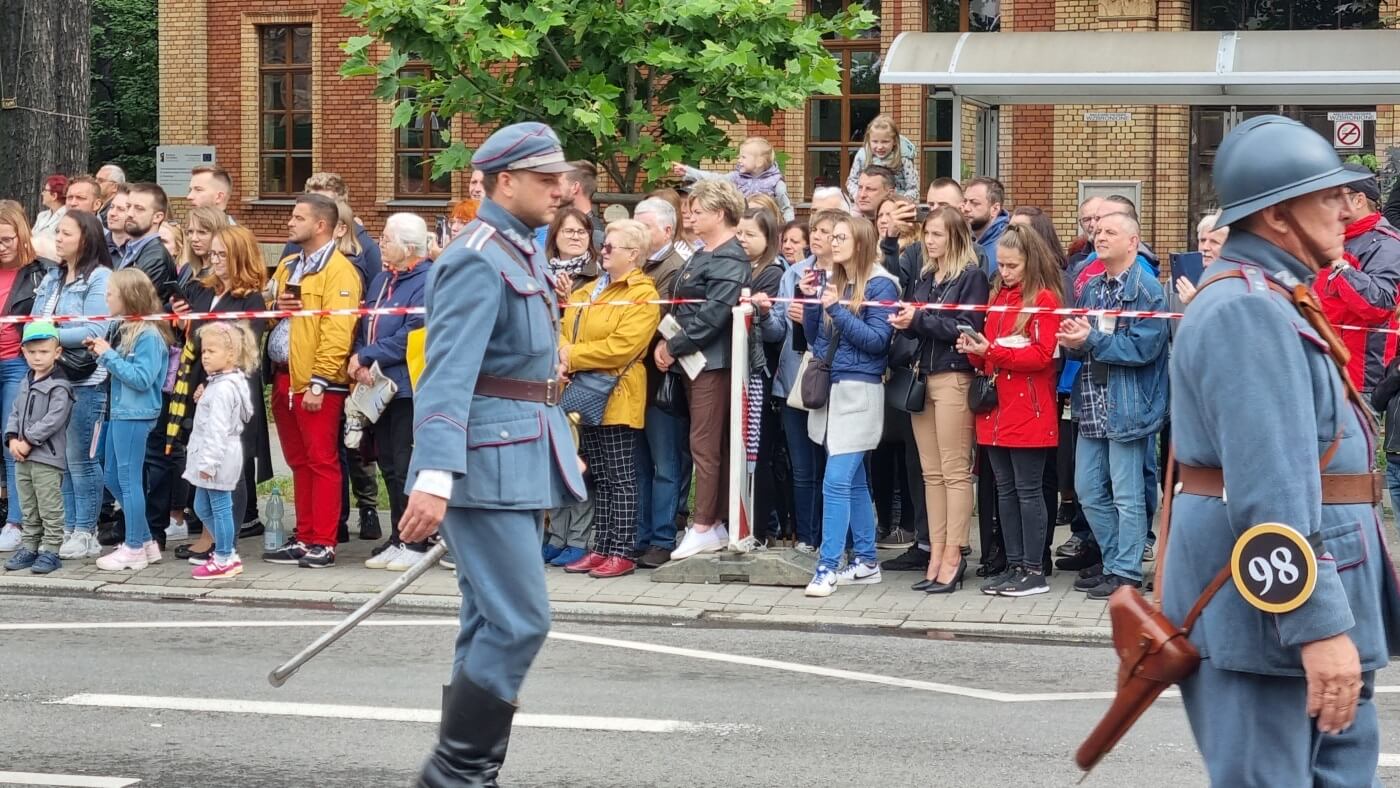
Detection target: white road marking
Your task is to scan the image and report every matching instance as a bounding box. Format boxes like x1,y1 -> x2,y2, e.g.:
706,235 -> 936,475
0,772 -> 139,787
18,619 -> 1400,705
1380,754 -> 1400,767
49,693 -> 748,734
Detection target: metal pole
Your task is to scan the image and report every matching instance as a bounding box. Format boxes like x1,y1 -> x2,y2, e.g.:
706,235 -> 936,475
267,540 -> 450,687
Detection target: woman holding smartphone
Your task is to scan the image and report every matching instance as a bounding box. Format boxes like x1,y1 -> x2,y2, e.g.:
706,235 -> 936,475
955,225 -> 1064,598
799,216 -> 899,598
888,206 -> 989,593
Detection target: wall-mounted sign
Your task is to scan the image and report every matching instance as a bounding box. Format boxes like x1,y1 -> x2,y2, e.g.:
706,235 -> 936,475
1327,111 -> 1376,122
1334,120 -> 1364,150
1084,112 -> 1132,123
156,145 -> 216,198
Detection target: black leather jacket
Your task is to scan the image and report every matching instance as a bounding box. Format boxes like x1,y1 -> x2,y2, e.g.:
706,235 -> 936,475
118,237 -> 179,304
1370,356 -> 1400,454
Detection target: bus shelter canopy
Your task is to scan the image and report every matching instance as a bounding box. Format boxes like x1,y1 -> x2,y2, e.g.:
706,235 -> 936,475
880,30 -> 1400,106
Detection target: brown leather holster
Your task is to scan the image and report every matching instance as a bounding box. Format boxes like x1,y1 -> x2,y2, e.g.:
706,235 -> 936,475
1073,455 -> 1229,773
1075,267 -> 1379,774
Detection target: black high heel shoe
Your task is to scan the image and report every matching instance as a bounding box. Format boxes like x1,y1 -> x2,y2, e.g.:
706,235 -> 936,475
926,558 -> 967,594
911,577 -> 937,591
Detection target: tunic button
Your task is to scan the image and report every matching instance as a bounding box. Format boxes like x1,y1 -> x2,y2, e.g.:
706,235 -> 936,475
500,430 -> 510,438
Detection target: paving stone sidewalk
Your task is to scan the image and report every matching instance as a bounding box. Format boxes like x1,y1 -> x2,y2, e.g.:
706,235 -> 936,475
0,526 -> 1115,641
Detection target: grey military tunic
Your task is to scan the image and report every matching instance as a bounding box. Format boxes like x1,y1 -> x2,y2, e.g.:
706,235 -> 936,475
1164,228 -> 1400,785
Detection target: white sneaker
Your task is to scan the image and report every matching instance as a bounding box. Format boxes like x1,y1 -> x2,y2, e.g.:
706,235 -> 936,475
0,523 -> 21,552
440,554 -> 456,571
794,542 -> 816,554
165,520 -> 189,541
144,541 -> 163,564
57,531 -> 82,559
672,523 -> 729,560
805,566 -> 838,597
79,531 -> 102,558
96,544 -> 149,571
365,544 -> 404,569
386,547 -> 430,572
836,561 -> 882,586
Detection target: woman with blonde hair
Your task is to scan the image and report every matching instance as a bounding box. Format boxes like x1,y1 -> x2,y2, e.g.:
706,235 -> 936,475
889,206 -> 990,593
658,179 -> 750,559
556,219 -> 661,577
798,215 -> 900,597
182,207 -> 229,284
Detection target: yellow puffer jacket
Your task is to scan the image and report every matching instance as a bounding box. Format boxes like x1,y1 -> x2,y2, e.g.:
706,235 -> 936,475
270,250 -> 363,392
560,267 -> 661,429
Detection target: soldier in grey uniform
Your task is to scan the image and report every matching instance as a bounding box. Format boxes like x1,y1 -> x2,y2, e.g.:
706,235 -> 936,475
1165,114 -> 1400,785
398,122 -> 585,787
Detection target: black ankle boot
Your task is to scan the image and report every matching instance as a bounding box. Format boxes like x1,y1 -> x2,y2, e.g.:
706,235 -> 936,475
418,676 -> 516,788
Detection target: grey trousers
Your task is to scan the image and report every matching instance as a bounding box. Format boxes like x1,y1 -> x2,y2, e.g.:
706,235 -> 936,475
1182,659 -> 1381,787
442,507 -> 552,701
545,498 -> 594,550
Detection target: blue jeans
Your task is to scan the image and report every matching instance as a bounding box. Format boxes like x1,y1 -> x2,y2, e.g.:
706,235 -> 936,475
104,418 -> 155,549
193,487 -> 237,560
635,404 -> 689,550
1386,458 -> 1400,521
817,450 -> 876,571
783,405 -> 822,547
63,385 -> 108,533
0,356 -> 28,524
1075,434 -> 1150,582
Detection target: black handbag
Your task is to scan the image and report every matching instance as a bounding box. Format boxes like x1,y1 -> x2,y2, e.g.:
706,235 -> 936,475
886,364 -> 927,413
655,370 -> 687,416
40,282 -> 98,381
800,321 -> 843,410
968,371 -> 998,414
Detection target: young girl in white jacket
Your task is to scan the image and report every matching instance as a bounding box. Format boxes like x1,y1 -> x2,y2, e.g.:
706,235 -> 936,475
184,321 -> 257,580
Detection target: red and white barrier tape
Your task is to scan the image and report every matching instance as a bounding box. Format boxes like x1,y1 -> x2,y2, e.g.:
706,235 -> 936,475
18,297 -> 1400,336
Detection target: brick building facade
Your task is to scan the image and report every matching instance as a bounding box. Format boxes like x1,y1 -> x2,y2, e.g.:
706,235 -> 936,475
160,0 -> 1399,257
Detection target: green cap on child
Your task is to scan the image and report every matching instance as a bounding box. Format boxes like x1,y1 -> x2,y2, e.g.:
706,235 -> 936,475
22,321 -> 59,343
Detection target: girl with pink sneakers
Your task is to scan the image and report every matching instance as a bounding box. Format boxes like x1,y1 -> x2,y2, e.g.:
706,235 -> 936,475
184,321 -> 257,580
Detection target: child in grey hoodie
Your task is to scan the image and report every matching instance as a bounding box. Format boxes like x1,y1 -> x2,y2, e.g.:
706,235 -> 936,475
3,321 -> 75,574
184,322 -> 257,580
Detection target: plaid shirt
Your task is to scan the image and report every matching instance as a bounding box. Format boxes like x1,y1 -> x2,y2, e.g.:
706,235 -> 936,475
1074,270 -> 1128,439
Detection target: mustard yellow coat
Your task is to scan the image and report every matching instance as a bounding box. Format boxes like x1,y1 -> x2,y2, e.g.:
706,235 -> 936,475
560,267 -> 661,429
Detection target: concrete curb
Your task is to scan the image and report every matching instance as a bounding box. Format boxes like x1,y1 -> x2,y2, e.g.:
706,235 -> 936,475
0,575 -> 1110,644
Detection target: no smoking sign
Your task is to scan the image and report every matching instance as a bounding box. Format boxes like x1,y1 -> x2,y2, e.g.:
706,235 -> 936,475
1334,120 -> 1364,150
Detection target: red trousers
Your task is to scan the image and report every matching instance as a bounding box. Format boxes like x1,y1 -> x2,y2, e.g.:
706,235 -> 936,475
272,372 -> 345,548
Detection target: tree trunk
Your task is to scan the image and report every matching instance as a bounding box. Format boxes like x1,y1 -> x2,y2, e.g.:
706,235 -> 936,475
0,0 -> 91,220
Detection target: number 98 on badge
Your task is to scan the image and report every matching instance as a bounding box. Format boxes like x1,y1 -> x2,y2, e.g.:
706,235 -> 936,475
1230,523 -> 1318,614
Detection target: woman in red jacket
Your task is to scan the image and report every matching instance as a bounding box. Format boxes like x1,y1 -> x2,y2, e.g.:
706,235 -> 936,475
956,224 -> 1064,598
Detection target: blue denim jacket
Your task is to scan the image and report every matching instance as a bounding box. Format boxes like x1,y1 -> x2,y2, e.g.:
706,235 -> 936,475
99,329 -> 167,420
31,266 -> 112,386
1067,257 -> 1169,441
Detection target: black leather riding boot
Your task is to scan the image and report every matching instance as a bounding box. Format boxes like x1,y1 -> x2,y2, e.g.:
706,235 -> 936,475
417,676 -> 516,788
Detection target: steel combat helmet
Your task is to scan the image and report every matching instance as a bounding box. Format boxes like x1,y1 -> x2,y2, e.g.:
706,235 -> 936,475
1213,115 -> 1371,228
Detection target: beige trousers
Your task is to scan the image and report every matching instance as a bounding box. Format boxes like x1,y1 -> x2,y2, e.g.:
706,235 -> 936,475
910,371 -> 976,546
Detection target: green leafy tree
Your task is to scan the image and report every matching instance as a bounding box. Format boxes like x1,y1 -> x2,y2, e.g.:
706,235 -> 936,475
341,0 -> 876,193
90,0 -> 158,180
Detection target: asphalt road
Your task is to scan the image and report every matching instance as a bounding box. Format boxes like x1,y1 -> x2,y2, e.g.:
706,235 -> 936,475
4,594 -> 1400,787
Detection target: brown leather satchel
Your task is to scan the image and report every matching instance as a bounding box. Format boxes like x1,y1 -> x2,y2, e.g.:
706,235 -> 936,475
1076,268 -> 1374,774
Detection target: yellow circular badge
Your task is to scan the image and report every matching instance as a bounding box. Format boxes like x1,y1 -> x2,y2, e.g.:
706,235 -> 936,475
1230,523 -> 1318,614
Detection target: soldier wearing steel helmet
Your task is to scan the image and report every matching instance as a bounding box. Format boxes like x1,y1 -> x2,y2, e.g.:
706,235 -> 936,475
397,121 -> 586,787
1164,114 -> 1400,784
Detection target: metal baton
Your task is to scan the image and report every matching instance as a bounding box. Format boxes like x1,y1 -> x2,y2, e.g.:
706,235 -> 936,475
268,540 -> 450,687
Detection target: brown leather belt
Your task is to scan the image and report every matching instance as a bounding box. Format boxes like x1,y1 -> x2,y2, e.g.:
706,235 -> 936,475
1177,463 -> 1383,506
474,374 -> 561,406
